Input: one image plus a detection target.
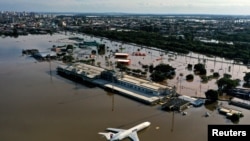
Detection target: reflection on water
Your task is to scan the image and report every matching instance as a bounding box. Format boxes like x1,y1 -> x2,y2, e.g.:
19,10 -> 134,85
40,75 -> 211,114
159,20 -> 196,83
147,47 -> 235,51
204,101 -> 219,112
0,34 -> 249,141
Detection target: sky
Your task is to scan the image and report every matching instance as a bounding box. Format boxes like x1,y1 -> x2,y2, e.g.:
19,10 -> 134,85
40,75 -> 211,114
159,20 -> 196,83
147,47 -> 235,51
1,0 -> 250,15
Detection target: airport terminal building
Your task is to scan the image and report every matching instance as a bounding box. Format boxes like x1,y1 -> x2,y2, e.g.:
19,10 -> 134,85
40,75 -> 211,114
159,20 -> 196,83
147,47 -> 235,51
57,63 -> 173,104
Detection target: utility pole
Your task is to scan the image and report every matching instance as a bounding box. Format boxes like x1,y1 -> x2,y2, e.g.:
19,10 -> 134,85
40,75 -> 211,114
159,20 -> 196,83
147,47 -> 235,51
112,94 -> 114,112
171,111 -> 175,132
111,72 -> 115,111
48,54 -> 52,83
170,85 -> 177,132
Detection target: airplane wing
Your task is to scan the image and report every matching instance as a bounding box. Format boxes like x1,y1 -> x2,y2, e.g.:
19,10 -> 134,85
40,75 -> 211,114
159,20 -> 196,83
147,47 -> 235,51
128,132 -> 140,141
106,128 -> 125,133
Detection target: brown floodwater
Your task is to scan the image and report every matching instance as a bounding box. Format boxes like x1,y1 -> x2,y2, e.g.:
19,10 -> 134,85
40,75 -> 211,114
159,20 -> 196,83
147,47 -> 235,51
0,34 -> 249,141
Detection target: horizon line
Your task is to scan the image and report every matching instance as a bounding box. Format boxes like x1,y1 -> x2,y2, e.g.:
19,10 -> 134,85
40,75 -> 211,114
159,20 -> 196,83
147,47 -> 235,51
2,10 -> 250,16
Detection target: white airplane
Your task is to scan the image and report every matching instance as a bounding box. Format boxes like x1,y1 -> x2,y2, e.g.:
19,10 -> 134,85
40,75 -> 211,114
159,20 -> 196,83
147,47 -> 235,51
98,121 -> 151,141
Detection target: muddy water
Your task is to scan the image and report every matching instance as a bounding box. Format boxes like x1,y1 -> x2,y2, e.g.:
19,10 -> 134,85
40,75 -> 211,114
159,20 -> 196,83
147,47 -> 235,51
82,34 -> 249,98
0,34 -> 249,141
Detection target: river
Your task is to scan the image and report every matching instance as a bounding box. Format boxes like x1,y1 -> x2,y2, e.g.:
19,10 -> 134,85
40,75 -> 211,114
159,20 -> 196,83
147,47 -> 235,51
0,33 -> 249,141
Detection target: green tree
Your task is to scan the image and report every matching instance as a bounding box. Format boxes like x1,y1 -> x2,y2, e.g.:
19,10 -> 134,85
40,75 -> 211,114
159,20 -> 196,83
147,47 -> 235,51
223,73 -> 232,79
186,74 -> 194,81
213,72 -> 220,78
150,63 -> 176,82
80,29 -> 250,64
154,63 -> 175,72
200,75 -> 209,83
194,63 -> 206,75
187,64 -> 192,70
66,44 -> 74,50
199,68 -> 207,75
150,71 -> 166,82
228,113 -> 241,122
216,77 -> 239,91
149,64 -> 154,73
243,72 -> 250,84
62,55 -> 74,63
205,89 -> 218,102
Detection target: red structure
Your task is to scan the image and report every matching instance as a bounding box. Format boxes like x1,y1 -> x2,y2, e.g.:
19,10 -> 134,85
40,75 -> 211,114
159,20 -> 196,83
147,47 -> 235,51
132,52 -> 146,56
117,59 -> 131,65
115,53 -> 129,58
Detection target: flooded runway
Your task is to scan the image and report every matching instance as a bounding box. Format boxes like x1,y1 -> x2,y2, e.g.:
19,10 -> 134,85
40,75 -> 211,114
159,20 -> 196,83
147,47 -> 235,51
0,34 -> 249,141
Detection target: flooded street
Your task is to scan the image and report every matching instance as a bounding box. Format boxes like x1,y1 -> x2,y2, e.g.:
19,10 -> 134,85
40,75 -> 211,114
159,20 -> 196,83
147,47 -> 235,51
0,34 -> 249,141
79,34 -> 249,98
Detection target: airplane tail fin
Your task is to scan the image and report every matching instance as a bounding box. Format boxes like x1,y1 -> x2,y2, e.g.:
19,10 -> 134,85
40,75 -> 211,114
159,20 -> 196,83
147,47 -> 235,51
98,132 -> 114,140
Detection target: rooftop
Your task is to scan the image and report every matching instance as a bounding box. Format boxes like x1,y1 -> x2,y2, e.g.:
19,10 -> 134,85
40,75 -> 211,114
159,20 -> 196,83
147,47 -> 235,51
119,74 -> 172,91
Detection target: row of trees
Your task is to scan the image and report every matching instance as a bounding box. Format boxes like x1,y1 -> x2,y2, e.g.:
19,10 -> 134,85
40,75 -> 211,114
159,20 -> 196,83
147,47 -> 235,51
80,29 -> 250,64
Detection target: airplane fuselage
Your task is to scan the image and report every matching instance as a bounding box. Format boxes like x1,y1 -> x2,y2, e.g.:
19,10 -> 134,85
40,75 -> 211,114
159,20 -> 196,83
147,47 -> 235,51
110,121 -> 150,141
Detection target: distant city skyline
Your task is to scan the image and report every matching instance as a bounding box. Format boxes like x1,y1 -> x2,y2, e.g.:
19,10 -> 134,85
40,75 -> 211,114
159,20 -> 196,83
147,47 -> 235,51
1,0 -> 250,15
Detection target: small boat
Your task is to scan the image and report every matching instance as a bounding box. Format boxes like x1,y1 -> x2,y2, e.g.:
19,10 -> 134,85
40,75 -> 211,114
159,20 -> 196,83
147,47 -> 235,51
205,112 -> 210,117
182,111 -> 187,116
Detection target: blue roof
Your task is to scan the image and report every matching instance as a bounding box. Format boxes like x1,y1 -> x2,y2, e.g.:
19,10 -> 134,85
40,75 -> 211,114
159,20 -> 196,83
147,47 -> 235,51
193,99 -> 204,107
